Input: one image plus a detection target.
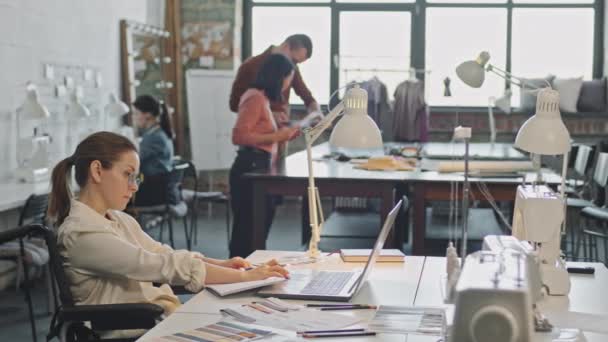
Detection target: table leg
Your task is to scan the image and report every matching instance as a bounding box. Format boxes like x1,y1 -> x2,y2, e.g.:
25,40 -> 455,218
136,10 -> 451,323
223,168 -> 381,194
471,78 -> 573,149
251,181 -> 267,251
413,183 -> 426,255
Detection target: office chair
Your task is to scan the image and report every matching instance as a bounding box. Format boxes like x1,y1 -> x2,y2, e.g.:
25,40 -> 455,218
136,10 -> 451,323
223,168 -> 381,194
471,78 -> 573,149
0,224 -> 44,342
577,152 -> 608,264
181,160 -> 231,244
131,161 -> 191,249
21,224 -> 165,342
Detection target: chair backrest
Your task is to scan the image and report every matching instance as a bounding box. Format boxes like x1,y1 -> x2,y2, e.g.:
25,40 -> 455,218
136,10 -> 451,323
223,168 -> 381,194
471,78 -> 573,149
0,224 -> 74,307
18,193 -> 49,226
593,152 -> 608,188
38,225 -> 76,307
182,160 -> 199,192
574,145 -> 594,177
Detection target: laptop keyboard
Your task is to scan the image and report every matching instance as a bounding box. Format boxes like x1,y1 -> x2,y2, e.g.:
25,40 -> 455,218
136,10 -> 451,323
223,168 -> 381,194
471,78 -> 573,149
300,271 -> 353,295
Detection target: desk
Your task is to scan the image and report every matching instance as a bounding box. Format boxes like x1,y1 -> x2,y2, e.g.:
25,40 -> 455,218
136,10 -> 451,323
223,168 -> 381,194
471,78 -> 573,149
246,142 -> 561,255
422,142 -> 526,160
0,181 -> 50,230
0,181 -> 50,212
248,144 -> 405,250
139,251 -> 608,341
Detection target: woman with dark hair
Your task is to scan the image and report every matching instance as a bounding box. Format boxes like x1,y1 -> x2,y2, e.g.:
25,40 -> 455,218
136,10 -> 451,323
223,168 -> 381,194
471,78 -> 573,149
48,132 -> 288,336
131,95 -> 176,205
229,54 -> 300,257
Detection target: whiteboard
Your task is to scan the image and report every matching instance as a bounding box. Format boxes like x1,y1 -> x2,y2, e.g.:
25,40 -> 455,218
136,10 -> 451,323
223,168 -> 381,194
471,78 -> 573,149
186,69 -> 237,171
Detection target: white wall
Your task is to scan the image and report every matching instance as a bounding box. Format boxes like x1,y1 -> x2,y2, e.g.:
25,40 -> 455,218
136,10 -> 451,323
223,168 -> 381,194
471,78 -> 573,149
0,0 -> 151,180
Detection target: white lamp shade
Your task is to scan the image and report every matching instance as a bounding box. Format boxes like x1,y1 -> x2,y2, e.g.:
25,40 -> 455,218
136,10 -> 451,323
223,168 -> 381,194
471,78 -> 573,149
515,88 -> 570,155
67,92 -> 91,119
105,93 -> 129,116
455,51 -> 491,88
329,85 -> 383,152
17,85 -> 50,119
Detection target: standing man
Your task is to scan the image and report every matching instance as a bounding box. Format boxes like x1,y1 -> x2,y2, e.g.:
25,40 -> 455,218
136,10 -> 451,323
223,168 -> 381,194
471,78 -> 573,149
229,34 -> 321,125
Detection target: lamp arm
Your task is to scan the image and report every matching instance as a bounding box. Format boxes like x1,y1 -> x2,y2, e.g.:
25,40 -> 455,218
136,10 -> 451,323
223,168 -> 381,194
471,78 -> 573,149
302,101 -> 345,257
487,65 -> 525,88
488,64 -> 551,89
305,102 -> 345,143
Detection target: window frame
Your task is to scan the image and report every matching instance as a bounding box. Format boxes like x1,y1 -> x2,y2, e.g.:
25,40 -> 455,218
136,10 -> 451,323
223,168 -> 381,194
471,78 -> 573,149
243,0 -> 604,110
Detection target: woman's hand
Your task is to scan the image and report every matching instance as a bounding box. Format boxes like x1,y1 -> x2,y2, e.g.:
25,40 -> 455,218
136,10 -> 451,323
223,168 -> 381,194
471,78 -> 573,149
242,264 -> 290,282
275,127 -> 300,142
218,257 -> 251,269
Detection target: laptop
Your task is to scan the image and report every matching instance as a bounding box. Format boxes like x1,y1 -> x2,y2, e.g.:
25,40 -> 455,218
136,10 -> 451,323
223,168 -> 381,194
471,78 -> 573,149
257,200 -> 403,302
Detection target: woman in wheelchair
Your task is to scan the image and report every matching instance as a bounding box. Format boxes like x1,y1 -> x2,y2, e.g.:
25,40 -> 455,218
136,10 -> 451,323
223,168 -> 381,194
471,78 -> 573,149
47,132 -> 288,317
130,94 -> 178,206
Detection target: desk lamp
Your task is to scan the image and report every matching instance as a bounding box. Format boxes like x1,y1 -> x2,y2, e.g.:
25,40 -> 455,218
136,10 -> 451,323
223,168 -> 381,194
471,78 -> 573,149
456,52 -> 571,295
15,83 -> 52,183
303,85 -> 383,257
104,93 -> 129,130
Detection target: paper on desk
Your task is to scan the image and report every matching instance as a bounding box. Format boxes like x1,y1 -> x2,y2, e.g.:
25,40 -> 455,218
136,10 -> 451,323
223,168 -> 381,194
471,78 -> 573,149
222,304 -> 361,332
544,311 -> 608,335
206,277 -> 286,297
147,320 -> 274,342
291,111 -> 324,129
369,306 -> 446,336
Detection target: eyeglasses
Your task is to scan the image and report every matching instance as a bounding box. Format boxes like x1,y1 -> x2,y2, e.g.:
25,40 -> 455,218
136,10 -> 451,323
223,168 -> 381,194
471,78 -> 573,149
128,173 -> 144,186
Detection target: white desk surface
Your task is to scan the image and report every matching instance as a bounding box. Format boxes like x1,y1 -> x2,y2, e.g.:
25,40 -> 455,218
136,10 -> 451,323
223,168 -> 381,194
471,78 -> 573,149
0,180 -> 50,212
139,252 -> 608,341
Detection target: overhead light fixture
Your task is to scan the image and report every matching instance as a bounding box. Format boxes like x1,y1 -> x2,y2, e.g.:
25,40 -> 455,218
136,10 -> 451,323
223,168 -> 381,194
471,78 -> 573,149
105,93 -> 129,117
67,89 -> 90,119
17,83 -> 50,119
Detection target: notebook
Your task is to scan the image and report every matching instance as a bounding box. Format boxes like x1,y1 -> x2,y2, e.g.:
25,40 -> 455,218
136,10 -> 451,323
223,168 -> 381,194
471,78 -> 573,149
206,277 -> 286,297
340,249 -> 405,262
257,200 -> 402,302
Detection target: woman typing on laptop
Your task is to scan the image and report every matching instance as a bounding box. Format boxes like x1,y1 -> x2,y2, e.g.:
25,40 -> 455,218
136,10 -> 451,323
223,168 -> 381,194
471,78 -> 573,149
47,132 -> 289,336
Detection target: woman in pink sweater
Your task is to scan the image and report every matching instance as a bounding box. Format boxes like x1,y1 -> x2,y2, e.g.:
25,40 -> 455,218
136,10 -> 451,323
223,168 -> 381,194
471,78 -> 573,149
229,54 -> 300,257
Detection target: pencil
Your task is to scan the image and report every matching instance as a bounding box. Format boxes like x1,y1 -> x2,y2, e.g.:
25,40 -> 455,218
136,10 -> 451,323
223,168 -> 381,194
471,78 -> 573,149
305,304 -> 374,308
297,328 -> 365,335
319,305 -> 377,311
301,332 -> 376,338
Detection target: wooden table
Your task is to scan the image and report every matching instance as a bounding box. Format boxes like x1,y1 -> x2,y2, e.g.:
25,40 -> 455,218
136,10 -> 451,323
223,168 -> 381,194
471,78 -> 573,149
245,142 -> 562,255
139,251 -> 608,341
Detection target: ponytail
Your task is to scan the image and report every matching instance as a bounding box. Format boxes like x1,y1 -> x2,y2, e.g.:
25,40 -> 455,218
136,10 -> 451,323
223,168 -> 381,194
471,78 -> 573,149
48,157 -> 74,226
133,95 -> 174,141
158,102 -> 175,140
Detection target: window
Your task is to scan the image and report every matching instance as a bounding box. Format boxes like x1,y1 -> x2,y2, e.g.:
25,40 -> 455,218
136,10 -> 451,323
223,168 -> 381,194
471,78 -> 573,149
511,8 -> 594,105
246,1 -> 601,108
251,7 -> 331,104
426,8 -> 507,106
339,11 -> 411,98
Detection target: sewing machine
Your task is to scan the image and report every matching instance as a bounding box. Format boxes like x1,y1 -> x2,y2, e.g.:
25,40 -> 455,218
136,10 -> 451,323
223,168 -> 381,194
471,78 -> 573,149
510,184 -> 570,296
450,250 -> 536,342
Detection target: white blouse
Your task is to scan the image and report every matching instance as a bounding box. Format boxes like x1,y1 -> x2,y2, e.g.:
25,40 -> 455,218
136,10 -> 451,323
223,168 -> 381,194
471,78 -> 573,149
57,200 -> 207,314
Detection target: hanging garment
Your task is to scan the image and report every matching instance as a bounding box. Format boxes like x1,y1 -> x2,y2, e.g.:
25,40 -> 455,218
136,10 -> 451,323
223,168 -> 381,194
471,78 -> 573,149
360,77 -> 392,140
393,80 -> 429,142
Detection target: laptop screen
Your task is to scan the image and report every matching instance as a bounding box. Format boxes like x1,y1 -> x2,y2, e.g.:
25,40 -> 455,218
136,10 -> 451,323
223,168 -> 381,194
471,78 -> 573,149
349,199 -> 403,294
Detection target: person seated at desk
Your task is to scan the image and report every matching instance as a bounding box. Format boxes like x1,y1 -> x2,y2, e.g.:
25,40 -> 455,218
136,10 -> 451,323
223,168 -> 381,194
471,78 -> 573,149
47,132 -> 289,320
229,54 -> 300,258
131,94 -> 176,206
